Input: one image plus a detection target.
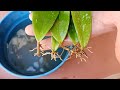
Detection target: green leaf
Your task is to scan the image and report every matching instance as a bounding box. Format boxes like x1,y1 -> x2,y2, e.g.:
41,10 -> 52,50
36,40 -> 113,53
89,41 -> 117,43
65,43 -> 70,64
51,11 -> 70,44
71,11 -> 92,50
51,37 -> 60,52
32,11 -> 59,41
68,16 -> 79,45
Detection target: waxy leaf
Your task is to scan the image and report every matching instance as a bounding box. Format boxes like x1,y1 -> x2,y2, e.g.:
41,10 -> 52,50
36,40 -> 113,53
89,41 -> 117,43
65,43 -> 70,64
71,11 -> 92,50
51,11 -> 70,44
32,11 -> 59,41
51,37 -> 60,52
68,17 -> 78,45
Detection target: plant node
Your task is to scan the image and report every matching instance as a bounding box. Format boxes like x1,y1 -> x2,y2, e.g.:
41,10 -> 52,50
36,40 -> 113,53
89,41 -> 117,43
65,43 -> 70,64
29,41 -> 44,57
42,51 -> 62,61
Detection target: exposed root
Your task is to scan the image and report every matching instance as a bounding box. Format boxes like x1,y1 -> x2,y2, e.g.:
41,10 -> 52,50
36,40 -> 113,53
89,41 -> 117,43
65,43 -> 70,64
55,52 -> 62,61
85,47 -> 93,53
80,57 -> 87,62
60,48 -> 65,57
60,45 -> 74,60
29,41 -> 93,62
29,41 -> 44,57
42,51 -> 62,61
50,43 -> 93,62
75,46 -> 93,62
29,47 -> 37,52
60,43 -> 93,62
50,51 -> 62,61
42,52 -> 51,56
75,50 -> 87,62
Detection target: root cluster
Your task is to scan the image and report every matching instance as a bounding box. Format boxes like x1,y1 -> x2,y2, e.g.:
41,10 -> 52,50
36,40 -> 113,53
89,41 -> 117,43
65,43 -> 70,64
30,42 -> 93,62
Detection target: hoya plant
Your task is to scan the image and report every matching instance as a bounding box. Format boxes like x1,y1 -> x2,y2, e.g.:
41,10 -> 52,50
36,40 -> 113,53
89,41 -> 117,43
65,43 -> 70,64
31,11 -> 92,61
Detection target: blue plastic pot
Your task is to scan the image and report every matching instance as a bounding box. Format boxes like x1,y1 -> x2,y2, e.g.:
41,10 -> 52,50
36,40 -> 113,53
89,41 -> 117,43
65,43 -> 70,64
0,11 -> 69,78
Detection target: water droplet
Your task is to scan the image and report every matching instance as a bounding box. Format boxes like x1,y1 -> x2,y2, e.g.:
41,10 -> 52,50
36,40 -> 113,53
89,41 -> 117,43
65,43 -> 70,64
36,19 -> 38,22
85,13 -> 88,16
82,24 -> 86,31
82,15 -> 85,19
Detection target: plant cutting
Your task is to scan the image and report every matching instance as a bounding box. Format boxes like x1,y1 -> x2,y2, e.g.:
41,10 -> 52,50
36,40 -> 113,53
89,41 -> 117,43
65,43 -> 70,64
31,11 -> 92,61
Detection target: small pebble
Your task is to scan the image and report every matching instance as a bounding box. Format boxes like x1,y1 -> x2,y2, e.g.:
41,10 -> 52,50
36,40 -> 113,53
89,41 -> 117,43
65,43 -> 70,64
33,62 -> 39,68
40,68 -> 44,72
26,66 -> 36,72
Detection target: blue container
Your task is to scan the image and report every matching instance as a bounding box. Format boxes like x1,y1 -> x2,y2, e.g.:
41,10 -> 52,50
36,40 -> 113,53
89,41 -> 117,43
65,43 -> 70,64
0,11 -> 69,78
